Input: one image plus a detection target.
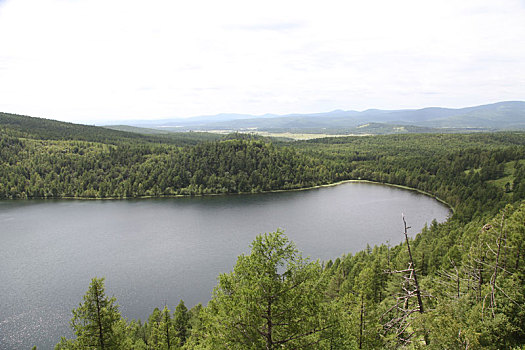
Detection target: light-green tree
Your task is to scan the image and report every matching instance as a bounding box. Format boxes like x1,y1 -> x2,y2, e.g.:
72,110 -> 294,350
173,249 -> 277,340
191,230 -> 331,349
148,306 -> 179,349
55,277 -> 123,349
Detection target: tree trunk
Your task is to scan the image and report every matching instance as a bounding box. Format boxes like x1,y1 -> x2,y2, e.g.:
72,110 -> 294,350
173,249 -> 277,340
266,297 -> 273,350
478,256 -> 484,301
94,285 -> 105,350
359,294 -> 364,349
166,316 -> 171,349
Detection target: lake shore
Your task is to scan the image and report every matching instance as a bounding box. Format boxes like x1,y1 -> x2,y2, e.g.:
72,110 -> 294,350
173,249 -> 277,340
283,179 -> 455,213
3,179 -> 455,213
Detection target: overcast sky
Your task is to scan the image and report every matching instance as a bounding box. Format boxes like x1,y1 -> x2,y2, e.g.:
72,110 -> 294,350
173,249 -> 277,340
0,0 -> 524,123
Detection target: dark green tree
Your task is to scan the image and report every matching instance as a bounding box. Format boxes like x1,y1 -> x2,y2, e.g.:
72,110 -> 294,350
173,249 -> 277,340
173,300 -> 190,346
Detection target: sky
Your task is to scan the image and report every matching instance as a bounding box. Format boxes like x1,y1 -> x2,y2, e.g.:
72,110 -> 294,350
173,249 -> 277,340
0,0 -> 524,124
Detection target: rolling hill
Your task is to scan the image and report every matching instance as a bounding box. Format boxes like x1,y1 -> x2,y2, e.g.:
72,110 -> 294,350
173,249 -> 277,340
113,101 -> 525,135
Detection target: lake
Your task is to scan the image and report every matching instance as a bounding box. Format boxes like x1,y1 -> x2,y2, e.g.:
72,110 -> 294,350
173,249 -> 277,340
0,182 -> 450,349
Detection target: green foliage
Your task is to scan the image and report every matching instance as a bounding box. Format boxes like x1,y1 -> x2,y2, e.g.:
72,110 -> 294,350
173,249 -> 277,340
57,278 -> 123,349
296,132 -> 525,220
173,300 -> 190,346
147,306 -> 179,349
0,129 -> 331,199
188,230 -> 331,349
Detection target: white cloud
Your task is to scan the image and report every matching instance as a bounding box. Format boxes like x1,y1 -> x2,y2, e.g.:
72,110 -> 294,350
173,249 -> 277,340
0,0 -> 524,123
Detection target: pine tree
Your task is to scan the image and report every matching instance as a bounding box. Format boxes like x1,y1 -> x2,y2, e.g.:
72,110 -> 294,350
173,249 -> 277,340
196,230 -> 331,349
173,300 -> 190,346
65,277 -> 122,349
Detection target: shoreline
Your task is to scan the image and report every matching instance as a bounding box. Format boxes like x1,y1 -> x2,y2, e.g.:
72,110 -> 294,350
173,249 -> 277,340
265,179 -> 454,213
2,179 -> 455,213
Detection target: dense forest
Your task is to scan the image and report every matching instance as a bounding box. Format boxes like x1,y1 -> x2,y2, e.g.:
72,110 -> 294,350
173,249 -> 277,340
0,114 -> 330,198
1,113 -> 524,348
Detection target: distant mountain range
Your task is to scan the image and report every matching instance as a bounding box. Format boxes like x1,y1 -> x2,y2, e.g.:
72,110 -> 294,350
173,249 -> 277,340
104,101 -> 525,135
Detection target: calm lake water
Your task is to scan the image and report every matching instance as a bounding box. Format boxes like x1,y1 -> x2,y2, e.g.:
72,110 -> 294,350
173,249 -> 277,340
0,182 -> 450,349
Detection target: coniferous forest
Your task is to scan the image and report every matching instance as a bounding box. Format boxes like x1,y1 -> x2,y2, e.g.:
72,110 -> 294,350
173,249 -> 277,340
1,113 -> 525,349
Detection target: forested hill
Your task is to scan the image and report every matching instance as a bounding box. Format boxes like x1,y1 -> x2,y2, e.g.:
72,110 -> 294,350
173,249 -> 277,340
0,112 -> 221,145
0,113 -> 332,199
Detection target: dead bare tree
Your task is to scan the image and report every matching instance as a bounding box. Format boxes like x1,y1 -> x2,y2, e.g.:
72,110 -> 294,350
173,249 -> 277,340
402,215 -> 425,314
481,212 -> 507,319
381,215 -> 429,346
